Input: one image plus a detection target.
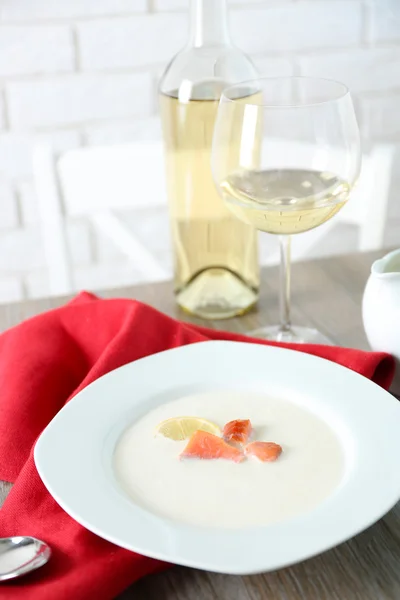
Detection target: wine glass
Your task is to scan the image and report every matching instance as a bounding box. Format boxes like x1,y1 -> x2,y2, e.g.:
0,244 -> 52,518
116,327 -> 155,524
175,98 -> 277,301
212,76 -> 361,343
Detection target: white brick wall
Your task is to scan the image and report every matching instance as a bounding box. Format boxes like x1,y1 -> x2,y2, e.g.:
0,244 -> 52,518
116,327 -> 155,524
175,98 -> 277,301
0,227 -> 46,272
0,277 -> 24,304
7,73 -> 153,129
0,184 -> 19,230
0,0 -> 147,21
77,14 -> 188,70
252,57 -> 294,78
17,181 -> 41,226
360,94 -> 400,139
231,2 -> 363,54
0,26 -> 74,77
0,93 -> 6,130
156,0 -> 292,9
154,0 -> 186,9
0,0 -> 398,302
367,0 -> 400,43
299,49 -> 400,94
0,130 -> 81,179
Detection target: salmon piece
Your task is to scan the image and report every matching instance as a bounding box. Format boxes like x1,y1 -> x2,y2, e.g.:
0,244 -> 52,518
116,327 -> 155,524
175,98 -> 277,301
181,430 -> 244,463
245,441 -> 282,462
222,419 -> 252,445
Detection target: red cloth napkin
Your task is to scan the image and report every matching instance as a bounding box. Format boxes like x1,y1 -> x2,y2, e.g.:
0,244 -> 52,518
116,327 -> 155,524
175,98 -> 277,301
0,292 -> 395,600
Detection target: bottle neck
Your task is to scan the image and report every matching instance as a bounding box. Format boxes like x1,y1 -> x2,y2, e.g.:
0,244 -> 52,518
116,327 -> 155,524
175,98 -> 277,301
190,0 -> 231,48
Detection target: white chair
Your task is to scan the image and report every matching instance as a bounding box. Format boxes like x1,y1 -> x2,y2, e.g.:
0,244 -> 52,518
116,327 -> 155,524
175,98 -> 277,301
33,141 -> 170,296
33,140 -> 394,296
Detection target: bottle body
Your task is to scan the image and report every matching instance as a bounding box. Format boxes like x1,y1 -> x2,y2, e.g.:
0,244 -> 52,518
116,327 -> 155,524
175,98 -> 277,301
159,0 -> 260,319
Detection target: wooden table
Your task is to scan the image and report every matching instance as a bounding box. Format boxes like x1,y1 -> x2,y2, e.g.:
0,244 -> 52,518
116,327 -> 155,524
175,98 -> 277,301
2,249 -> 400,599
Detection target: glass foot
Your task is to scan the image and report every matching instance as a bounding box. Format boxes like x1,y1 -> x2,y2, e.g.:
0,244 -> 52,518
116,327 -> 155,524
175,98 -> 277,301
248,325 -> 333,345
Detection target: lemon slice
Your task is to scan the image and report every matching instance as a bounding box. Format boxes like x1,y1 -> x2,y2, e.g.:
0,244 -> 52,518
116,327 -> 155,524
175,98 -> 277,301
155,417 -> 221,441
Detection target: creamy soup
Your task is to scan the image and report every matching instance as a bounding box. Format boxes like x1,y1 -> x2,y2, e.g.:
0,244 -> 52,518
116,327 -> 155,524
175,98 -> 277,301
114,391 -> 345,528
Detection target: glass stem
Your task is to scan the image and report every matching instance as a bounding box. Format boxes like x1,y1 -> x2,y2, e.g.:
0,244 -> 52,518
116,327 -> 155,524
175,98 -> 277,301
279,235 -> 292,332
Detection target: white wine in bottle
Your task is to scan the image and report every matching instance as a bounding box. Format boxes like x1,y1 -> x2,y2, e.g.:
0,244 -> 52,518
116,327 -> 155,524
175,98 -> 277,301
159,0 -> 260,320
160,86 -> 259,320
220,169 -> 351,235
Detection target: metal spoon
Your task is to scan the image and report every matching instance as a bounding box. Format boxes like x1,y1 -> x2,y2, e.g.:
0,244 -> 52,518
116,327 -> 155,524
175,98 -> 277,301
0,537 -> 51,581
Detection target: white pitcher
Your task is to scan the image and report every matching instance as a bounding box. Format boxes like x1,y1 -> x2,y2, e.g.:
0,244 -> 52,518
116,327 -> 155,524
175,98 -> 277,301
363,249 -> 400,394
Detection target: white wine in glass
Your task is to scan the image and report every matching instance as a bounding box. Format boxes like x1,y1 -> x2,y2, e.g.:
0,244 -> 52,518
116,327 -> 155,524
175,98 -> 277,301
220,169 -> 351,235
212,77 -> 361,343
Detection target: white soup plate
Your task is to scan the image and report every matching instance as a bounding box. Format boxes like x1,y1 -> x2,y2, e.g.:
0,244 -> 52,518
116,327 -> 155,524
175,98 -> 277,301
34,341 -> 400,575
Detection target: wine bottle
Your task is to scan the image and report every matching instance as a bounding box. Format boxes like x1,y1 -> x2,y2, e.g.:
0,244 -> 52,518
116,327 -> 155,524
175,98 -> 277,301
159,0 -> 260,319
